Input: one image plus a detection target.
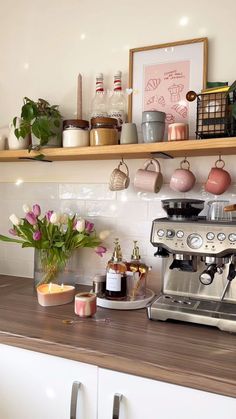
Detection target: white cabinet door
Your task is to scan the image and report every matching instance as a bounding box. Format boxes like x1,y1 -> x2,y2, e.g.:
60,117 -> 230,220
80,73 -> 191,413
98,368 -> 236,419
0,344 -> 97,419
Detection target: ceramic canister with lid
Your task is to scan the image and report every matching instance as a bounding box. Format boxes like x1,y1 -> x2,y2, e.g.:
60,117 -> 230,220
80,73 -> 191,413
141,111 -> 166,143
90,117 -> 118,146
62,119 -> 89,147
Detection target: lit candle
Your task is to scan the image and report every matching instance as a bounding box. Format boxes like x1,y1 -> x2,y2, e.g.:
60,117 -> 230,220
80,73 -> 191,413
37,283 -> 75,307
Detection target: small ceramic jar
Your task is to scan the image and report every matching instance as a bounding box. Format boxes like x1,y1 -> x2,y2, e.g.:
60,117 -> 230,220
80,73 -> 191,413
63,119 -> 89,147
90,117 -> 118,146
74,292 -> 97,317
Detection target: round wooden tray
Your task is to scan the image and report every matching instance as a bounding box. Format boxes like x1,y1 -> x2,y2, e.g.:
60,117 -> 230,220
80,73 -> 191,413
96,289 -> 155,310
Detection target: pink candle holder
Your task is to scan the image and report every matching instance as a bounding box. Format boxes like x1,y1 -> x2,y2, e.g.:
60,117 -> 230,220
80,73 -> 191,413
37,283 -> 75,307
74,292 -> 97,317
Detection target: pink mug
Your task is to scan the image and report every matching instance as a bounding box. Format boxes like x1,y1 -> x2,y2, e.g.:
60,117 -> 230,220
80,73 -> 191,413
134,159 -> 163,193
205,158 -> 231,195
170,159 -> 196,193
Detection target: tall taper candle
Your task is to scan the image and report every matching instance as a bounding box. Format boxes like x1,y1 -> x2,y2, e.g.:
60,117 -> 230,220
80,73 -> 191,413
77,73 -> 82,119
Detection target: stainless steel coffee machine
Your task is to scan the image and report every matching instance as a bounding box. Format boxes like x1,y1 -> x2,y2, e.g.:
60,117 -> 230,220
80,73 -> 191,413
147,199 -> 236,332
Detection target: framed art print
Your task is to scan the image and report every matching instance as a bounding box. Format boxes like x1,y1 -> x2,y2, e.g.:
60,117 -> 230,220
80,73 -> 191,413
128,38 -> 208,140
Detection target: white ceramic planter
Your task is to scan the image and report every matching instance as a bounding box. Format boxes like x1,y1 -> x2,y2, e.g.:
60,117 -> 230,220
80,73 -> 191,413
8,121 -> 29,150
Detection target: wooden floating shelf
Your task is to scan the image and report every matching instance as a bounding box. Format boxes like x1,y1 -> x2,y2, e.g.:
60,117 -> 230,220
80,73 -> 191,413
0,137 -> 236,162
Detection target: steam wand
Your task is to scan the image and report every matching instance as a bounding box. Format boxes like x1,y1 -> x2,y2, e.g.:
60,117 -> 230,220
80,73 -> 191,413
221,262 -> 236,301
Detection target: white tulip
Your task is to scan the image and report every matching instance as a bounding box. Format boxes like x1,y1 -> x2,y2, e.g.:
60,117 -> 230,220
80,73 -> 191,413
50,212 -> 60,224
9,214 -> 21,226
99,230 -> 111,240
22,204 -> 32,213
76,218 -> 85,233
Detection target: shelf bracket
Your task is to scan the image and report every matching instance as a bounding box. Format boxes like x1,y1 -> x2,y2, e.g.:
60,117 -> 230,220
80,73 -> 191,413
151,152 -> 173,159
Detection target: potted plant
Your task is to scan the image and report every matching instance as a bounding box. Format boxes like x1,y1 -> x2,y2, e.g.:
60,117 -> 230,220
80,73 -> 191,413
13,97 -> 62,150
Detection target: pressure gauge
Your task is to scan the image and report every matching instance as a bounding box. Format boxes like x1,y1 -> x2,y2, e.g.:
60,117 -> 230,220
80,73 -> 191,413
217,233 -> 226,242
206,232 -> 215,241
176,230 -> 184,238
229,233 -> 236,242
187,233 -> 203,249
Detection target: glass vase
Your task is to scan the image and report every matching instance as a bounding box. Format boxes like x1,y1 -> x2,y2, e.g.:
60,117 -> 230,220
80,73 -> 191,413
34,249 -> 80,289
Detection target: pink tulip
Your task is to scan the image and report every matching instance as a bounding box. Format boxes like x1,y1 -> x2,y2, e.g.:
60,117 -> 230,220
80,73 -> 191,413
85,221 -> 94,233
95,246 -> 107,257
45,210 -> 53,222
9,228 -> 17,236
33,204 -> 41,217
25,211 -> 37,225
33,231 -> 42,241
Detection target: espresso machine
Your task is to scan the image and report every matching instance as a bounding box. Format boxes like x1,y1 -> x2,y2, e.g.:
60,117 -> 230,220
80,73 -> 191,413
147,199 -> 236,332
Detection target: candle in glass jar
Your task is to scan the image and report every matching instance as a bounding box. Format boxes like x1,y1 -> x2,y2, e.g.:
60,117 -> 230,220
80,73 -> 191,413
37,283 -> 75,307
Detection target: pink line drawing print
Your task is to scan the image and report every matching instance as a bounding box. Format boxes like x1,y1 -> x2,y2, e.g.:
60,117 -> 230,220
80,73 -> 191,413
168,84 -> 184,102
146,95 -> 155,105
165,113 -> 175,124
172,104 -> 188,118
145,78 -> 161,91
158,96 -> 165,107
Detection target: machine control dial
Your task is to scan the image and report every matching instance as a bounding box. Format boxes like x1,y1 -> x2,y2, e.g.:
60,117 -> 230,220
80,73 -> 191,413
157,229 -> 165,238
228,233 -> 236,242
206,232 -> 215,241
187,233 -> 203,249
176,230 -> 184,238
217,233 -> 226,242
166,229 -> 175,238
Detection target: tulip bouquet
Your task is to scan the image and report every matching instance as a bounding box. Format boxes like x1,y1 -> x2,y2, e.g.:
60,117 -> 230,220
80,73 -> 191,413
0,204 -> 107,286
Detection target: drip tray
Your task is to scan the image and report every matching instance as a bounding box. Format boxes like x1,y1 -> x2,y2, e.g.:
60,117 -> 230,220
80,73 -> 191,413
147,294 -> 236,332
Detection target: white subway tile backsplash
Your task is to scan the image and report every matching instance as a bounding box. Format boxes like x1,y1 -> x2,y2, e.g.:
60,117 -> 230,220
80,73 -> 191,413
0,183 -> 59,201
2,178 -> 232,289
59,183 -> 116,200
86,201 -> 119,217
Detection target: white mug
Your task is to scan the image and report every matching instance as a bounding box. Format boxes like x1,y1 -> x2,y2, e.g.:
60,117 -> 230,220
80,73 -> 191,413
120,123 -> 138,144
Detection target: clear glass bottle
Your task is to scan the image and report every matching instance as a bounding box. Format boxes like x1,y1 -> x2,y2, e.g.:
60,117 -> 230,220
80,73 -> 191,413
91,73 -> 108,118
105,239 -> 127,300
108,71 -> 126,130
126,241 -> 147,300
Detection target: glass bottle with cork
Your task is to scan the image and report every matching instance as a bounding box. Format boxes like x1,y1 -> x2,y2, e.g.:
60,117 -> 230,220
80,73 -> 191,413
126,241 -> 148,300
105,238 -> 127,300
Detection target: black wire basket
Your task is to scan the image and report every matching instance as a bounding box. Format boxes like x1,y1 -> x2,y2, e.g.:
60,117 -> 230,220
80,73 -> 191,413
196,89 -> 236,139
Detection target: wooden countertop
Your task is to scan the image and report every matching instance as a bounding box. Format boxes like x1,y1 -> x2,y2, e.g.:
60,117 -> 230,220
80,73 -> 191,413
1,275 -> 236,398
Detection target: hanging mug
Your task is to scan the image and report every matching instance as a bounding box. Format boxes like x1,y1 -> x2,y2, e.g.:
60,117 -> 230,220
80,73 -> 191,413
170,159 -> 196,192
109,160 -> 130,191
134,159 -> 163,193
205,157 -> 231,195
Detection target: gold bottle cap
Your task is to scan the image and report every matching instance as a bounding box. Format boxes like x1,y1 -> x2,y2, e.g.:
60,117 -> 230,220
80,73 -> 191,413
113,238 -> 122,262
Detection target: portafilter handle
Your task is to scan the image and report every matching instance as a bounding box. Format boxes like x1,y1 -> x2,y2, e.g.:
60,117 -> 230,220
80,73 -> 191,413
154,247 -> 169,258
199,264 -> 217,286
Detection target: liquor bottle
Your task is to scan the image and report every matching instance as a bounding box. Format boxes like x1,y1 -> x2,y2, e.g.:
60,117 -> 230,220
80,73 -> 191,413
105,239 -> 127,300
127,241 -> 147,300
91,73 -> 108,118
108,71 -> 126,130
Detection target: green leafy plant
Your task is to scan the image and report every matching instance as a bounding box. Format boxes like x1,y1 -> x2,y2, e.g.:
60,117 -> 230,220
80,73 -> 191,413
13,97 -> 62,150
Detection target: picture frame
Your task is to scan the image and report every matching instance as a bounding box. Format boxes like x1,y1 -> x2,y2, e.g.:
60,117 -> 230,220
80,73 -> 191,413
128,38 -> 208,140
